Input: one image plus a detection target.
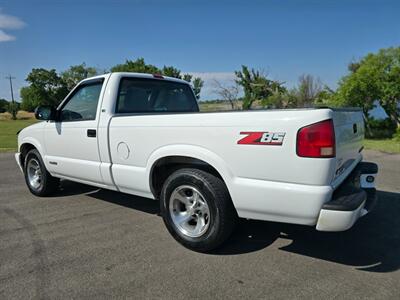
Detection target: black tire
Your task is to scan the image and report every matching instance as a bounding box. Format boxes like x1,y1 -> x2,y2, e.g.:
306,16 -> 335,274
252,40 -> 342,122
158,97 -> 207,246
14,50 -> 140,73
160,168 -> 237,252
24,149 -> 59,196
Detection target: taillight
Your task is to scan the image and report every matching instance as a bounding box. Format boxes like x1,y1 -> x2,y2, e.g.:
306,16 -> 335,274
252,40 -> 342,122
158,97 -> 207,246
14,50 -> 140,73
153,74 -> 164,79
296,119 -> 335,158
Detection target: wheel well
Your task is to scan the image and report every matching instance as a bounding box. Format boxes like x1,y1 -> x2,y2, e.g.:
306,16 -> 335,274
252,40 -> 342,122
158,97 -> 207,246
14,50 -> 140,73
150,156 -> 223,199
19,143 -> 36,167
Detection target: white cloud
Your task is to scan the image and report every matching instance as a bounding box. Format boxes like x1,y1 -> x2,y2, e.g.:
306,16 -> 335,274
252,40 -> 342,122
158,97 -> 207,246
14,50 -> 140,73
0,8 -> 25,42
0,29 -> 15,41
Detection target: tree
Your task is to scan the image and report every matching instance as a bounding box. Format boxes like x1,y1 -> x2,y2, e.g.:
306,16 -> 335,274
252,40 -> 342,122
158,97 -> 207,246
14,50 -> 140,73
314,86 -> 335,106
19,58 -> 205,111
182,74 -> 193,83
0,98 -> 21,115
296,74 -> 323,107
333,47 -> 400,127
265,89 -> 297,109
212,79 -> 240,109
162,66 -> 182,78
20,86 -> 41,111
348,59 -> 361,73
111,58 -> 160,74
8,101 -> 20,116
161,65 -> 195,83
0,98 -> 8,113
20,63 -> 97,111
273,74 -> 326,109
192,77 -> 204,100
61,63 -> 97,91
21,68 -> 68,111
235,66 -> 285,109
111,58 -> 203,100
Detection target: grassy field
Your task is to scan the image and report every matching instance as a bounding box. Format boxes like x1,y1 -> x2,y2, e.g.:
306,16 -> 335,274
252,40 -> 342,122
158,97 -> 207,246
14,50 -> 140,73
0,119 -> 37,151
0,111 -> 399,154
364,138 -> 400,154
199,100 -> 263,112
199,101 -> 235,111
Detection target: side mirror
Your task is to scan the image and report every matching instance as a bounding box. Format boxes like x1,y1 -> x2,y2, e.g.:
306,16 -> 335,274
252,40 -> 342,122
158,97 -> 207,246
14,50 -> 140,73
34,106 -> 56,121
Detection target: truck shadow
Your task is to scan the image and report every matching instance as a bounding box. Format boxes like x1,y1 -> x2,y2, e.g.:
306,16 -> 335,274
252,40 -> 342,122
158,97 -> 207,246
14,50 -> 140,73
215,190 -> 400,273
58,180 -> 160,215
57,181 -> 400,273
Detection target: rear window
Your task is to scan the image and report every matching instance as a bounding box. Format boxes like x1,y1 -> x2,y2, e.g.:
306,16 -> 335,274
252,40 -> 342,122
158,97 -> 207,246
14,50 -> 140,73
116,77 -> 198,114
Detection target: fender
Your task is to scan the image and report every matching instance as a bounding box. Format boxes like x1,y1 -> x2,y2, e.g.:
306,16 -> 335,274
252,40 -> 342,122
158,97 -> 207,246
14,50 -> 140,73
19,136 -> 53,171
20,137 -> 45,158
146,144 -> 236,197
17,121 -> 47,158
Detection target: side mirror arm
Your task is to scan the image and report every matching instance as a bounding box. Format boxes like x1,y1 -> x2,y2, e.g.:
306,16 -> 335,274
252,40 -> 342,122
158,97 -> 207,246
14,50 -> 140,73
51,108 -> 59,121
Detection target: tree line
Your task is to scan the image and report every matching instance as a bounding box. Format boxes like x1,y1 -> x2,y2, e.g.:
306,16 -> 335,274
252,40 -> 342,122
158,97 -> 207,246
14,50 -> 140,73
235,47 -> 399,126
0,98 -> 20,114
18,59 -> 204,112
8,47 -> 400,138
213,46 -> 399,138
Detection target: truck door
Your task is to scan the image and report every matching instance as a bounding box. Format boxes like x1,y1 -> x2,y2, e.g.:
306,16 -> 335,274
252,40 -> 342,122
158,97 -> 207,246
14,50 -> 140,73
43,78 -> 105,184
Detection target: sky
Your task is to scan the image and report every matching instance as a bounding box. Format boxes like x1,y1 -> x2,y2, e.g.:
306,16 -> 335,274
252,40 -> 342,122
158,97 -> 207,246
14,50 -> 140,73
0,0 -> 399,101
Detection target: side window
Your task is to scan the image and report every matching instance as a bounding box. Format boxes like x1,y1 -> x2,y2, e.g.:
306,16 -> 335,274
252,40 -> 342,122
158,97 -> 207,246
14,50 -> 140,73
61,81 -> 103,121
116,78 -> 198,114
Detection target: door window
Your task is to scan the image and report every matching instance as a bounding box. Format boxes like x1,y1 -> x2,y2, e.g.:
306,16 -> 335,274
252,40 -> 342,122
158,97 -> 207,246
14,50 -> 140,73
61,81 -> 103,121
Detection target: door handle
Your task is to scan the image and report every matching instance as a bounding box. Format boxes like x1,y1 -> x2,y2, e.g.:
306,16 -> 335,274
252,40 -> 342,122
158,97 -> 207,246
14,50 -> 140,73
87,129 -> 96,138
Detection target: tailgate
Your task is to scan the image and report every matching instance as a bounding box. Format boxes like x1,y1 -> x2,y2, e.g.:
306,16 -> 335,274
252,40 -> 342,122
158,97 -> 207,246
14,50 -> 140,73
332,109 -> 364,182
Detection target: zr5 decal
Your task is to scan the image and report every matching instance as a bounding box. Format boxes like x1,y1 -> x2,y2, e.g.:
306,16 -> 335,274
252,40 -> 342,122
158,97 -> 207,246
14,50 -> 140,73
238,132 -> 286,145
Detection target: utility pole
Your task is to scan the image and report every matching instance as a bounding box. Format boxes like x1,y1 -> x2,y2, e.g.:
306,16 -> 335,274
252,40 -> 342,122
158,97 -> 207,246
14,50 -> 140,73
5,75 -> 17,120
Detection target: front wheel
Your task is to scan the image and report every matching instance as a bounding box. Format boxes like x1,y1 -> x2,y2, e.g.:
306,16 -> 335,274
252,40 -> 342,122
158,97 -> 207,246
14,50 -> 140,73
24,149 -> 59,196
160,168 -> 237,252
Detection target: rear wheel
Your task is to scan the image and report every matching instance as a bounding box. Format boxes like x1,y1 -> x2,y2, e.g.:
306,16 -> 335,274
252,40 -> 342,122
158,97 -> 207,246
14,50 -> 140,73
24,149 -> 59,196
160,168 -> 237,252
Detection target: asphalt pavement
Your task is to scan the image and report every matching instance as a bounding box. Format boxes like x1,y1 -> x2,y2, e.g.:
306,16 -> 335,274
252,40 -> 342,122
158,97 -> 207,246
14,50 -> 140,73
0,150 -> 399,299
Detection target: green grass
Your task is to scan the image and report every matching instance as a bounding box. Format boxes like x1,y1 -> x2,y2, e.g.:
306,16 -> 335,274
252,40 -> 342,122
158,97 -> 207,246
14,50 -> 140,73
0,119 -> 37,152
364,138 -> 400,154
199,102 -> 234,112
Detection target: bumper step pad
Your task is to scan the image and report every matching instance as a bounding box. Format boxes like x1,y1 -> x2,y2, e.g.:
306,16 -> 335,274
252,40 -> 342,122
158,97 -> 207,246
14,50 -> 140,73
316,161 -> 378,232
322,186 -> 366,211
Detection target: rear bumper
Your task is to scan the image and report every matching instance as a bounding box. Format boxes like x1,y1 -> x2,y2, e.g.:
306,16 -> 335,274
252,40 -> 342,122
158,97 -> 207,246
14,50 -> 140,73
316,162 -> 378,231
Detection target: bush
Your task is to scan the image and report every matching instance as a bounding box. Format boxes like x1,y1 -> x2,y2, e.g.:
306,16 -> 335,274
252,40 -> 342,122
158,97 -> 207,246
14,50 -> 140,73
0,99 -> 9,113
0,112 -> 12,120
0,111 -> 35,121
393,127 -> 400,141
366,118 -> 397,139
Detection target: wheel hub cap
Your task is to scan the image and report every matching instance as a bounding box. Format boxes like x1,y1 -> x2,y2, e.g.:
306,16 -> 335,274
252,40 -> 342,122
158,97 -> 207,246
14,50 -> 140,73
169,185 -> 210,238
27,158 -> 42,189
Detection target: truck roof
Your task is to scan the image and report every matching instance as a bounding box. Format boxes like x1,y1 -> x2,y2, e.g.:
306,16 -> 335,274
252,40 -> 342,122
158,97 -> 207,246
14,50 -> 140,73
81,72 -> 192,85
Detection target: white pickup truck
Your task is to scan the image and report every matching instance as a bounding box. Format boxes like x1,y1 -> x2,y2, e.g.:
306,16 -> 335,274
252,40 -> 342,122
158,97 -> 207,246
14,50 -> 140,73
16,72 -> 378,251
